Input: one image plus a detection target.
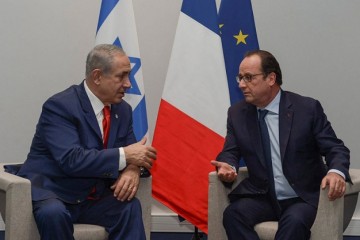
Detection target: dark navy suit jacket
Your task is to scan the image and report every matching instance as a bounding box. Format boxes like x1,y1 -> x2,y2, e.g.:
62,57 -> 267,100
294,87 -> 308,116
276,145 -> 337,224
216,90 -> 350,207
17,81 -> 137,204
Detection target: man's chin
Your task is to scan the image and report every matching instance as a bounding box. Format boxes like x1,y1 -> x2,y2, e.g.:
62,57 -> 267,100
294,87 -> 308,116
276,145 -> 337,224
113,97 -> 124,104
243,96 -> 253,103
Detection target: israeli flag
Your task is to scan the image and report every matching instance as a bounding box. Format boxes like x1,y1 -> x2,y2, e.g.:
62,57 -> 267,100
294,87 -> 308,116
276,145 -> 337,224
96,0 -> 148,141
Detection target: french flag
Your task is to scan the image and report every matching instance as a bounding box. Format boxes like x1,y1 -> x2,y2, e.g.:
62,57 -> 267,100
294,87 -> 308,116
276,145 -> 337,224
151,0 -> 230,233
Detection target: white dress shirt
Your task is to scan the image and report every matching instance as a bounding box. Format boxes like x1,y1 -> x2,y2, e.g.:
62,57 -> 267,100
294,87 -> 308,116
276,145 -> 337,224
84,81 -> 126,170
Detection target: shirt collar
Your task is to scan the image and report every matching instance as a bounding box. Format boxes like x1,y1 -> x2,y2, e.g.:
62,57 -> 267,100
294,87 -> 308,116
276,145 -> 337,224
258,89 -> 281,114
84,80 -> 106,116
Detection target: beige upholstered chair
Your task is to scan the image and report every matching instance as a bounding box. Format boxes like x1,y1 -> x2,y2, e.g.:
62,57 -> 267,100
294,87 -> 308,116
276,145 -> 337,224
208,167 -> 360,240
0,163 -> 152,240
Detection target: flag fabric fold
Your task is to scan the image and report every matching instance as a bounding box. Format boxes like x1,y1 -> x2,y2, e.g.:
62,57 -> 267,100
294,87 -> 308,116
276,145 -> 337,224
219,0 -> 259,105
96,0 -> 148,141
151,0 -> 229,233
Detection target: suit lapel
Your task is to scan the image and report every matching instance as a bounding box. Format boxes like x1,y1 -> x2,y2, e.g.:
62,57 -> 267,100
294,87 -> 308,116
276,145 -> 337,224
246,105 -> 267,168
76,82 -> 102,141
107,104 -> 121,148
279,91 -> 294,161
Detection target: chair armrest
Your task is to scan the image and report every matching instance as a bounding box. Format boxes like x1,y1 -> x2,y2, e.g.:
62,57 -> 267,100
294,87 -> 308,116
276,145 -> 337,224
208,167 -> 249,240
346,169 -> 360,194
0,163 -> 38,240
137,176 -> 152,240
308,169 -> 360,239
311,186 -> 344,239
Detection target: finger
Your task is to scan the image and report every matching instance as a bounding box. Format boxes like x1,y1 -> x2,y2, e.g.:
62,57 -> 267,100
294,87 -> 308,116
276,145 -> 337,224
123,185 -> 135,201
147,146 -> 157,154
143,162 -> 153,170
139,137 -> 147,145
327,181 -> 337,200
221,176 -> 233,183
336,181 -> 345,197
118,184 -> 131,201
229,171 -> 237,178
327,185 -> 334,199
219,171 -> 234,182
225,171 -> 233,178
113,181 -> 125,197
320,177 -> 328,190
146,158 -> 154,166
227,171 -> 237,181
146,151 -> 157,160
110,183 -> 116,190
127,186 -> 137,201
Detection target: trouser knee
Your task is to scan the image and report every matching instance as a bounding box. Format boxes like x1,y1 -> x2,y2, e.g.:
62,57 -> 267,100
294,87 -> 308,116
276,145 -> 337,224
33,199 -> 72,229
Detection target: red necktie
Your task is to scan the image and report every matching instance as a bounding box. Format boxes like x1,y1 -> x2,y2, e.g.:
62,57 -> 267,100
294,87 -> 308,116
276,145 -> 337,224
88,106 -> 111,199
102,106 -> 111,149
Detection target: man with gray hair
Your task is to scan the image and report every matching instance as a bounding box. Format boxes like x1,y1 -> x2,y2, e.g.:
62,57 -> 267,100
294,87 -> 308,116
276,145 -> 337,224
16,44 -> 156,240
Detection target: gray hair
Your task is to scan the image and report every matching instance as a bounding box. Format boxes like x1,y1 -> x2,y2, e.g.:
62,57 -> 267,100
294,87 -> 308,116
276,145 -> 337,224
85,44 -> 126,77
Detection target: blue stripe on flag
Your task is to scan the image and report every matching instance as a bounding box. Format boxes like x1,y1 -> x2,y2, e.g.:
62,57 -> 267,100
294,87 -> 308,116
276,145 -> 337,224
132,96 -> 148,141
218,0 -> 259,105
113,37 -> 122,48
181,0 -> 219,35
127,57 -> 142,95
96,0 -> 119,33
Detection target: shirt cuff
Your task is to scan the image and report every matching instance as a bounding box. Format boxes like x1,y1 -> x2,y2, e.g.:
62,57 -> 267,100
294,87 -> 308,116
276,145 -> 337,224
118,147 -> 126,171
328,169 -> 345,179
230,165 -> 237,173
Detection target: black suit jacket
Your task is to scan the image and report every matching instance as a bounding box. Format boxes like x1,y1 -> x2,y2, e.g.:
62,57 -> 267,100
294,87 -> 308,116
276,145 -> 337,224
216,90 -> 350,207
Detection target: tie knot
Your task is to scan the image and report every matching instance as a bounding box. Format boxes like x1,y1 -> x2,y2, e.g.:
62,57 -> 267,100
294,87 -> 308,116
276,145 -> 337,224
258,109 -> 268,120
103,106 -> 110,117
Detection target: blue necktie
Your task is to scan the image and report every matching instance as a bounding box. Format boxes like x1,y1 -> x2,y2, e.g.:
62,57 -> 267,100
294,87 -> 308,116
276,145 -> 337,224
258,110 -> 276,195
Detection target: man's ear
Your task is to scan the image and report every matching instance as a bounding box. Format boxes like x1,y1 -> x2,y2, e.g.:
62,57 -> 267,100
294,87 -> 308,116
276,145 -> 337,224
92,69 -> 102,85
268,72 -> 277,86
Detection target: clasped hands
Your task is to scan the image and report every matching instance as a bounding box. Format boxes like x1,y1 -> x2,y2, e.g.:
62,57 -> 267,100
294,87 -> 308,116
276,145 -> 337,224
111,137 -> 157,201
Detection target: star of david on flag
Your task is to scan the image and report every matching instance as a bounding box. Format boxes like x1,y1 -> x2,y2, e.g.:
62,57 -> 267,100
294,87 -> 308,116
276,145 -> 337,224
96,0 -> 148,141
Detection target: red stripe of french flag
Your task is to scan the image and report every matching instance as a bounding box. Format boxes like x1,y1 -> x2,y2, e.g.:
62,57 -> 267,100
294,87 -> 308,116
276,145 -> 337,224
152,99 -> 224,231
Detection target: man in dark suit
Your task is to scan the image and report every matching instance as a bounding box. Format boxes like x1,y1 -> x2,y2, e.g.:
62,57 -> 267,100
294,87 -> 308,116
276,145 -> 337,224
211,50 -> 350,240
17,44 -> 156,240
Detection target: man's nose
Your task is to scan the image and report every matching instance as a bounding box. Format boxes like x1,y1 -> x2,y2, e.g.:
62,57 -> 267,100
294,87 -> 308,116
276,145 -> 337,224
123,76 -> 131,88
238,79 -> 246,88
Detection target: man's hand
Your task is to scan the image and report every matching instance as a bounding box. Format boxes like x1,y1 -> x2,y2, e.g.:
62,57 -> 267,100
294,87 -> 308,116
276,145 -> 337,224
123,137 -> 157,170
321,172 -> 346,201
111,164 -> 140,201
210,160 -> 237,183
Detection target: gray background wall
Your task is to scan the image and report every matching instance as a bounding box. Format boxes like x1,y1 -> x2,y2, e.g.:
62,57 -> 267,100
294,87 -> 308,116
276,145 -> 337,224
1,0 -> 360,234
